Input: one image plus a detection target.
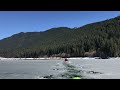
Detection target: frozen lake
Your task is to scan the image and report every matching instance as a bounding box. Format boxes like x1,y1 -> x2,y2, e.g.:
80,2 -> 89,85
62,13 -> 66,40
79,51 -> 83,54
0,58 -> 120,79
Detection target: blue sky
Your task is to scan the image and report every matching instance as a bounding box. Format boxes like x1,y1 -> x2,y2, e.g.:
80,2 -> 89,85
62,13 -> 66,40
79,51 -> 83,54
0,11 -> 120,40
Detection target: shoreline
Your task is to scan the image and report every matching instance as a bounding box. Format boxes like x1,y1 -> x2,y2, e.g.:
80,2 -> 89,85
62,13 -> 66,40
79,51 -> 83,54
0,57 -> 120,60
0,57 -> 64,60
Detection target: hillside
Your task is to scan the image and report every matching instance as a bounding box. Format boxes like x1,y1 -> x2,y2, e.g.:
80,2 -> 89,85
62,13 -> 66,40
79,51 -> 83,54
0,16 -> 120,58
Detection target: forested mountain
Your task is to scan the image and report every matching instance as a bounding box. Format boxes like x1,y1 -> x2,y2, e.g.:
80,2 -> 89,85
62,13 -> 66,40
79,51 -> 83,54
0,16 -> 120,58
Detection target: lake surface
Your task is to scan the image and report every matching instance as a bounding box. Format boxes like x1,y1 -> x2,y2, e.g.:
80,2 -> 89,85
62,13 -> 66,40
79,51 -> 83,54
0,58 -> 120,79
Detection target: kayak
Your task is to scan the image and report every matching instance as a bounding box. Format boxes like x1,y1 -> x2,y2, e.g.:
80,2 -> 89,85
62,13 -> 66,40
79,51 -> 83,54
72,77 -> 81,79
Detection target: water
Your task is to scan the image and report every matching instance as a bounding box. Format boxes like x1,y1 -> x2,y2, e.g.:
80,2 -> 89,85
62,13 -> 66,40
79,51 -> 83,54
0,58 -> 120,79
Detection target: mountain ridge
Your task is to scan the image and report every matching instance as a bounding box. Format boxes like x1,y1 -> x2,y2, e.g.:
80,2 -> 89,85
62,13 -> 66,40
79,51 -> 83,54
0,16 -> 120,58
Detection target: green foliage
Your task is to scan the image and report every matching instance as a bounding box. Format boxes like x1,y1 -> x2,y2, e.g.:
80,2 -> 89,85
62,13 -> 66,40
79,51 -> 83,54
1,16 -> 120,58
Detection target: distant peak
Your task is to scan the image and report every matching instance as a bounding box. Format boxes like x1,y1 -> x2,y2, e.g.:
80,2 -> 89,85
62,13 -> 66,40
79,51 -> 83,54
50,27 -> 71,30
